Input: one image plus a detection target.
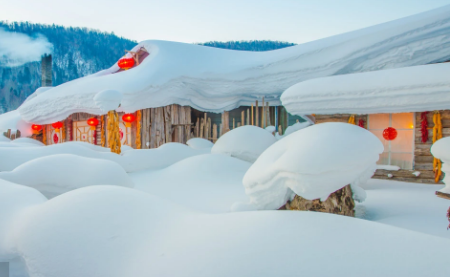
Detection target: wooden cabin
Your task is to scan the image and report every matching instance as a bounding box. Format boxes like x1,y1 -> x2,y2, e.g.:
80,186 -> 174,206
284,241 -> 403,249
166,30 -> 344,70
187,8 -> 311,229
281,63 -> 450,185
36,101 -> 301,149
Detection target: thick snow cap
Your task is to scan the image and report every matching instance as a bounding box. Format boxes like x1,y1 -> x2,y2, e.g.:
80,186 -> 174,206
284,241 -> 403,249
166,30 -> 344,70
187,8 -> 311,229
243,123 -> 383,210
282,63 -> 450,115
212,126 -> 277,163
18,4 -> 450,124
431,137 -> 450,194
94,89 -> 123,112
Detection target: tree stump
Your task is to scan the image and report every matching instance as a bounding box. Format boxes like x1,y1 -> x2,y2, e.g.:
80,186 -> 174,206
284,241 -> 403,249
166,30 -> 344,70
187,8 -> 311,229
280,185 -> 355,217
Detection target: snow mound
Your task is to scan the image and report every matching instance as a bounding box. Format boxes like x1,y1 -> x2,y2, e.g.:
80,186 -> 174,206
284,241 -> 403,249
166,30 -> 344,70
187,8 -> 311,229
276,121 -> 311,140
212,126 -> 277,163
132,154 -> 252,213
93,89 -> 123,112
243,123 -> 383,210
282,63 -> 450,115
0,143 -> 122,172
0,154 -> 133,198
0,110 -> 32,137
11,137 -> 45,146
431,137 -> 450,194
186,138 -> 214,150
120,143 -> 208,172
0,179 -> 46,259
265,126 -> 276,134
4,185 -> 450,277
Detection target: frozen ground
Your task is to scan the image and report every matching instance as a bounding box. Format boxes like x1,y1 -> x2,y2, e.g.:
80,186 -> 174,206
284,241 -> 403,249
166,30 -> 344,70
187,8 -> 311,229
0,141 -> 449,277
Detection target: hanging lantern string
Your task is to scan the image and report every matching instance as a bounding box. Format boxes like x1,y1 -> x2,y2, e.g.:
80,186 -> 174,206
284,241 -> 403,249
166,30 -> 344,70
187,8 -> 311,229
433,111 -> 443,183
420,112 -> 429,143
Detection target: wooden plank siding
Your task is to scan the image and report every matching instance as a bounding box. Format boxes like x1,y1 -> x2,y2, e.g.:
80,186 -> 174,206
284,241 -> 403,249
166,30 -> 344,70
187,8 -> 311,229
314,112 -> 444,184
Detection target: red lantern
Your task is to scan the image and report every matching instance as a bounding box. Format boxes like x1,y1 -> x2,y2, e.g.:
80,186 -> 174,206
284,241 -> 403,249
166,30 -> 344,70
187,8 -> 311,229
122,113 -> 136,127
118,57 -> 135,70
31,124 -> 42,132
51,121 -> 63,132
383,127 -> 397,141
87,117 -> 99,130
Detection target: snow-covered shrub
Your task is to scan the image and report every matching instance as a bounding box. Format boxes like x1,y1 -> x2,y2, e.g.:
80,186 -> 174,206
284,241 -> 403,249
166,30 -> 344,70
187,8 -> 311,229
243,122 -> 383,210
186,138 -> 214,150
431,137 -> 450,194
212,125 -> 277,163
0,154 -> 133,198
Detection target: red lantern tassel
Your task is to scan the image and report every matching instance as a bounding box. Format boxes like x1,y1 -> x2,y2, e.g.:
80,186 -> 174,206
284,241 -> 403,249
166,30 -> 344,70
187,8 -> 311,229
421,112 -> 429,143
358,118 -> 365,128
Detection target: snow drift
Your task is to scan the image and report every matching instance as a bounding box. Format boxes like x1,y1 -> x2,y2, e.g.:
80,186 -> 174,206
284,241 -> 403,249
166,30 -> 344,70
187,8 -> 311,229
243,123 -> 383,210
282,63 -> 450,115
131,154 -> 251,213
212,126 -> 277,163
2,184 -> 450,277
0,154 -> 133,198
18,4 -> 450,124
186,138 -> 214,150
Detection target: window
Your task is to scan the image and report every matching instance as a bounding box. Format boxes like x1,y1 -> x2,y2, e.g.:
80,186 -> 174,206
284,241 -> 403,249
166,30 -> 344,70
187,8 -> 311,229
368,113 -> 415,170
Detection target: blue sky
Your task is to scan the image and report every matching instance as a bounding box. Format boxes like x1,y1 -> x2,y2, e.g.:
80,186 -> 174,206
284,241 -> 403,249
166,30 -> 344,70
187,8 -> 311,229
1,0 -> 450,43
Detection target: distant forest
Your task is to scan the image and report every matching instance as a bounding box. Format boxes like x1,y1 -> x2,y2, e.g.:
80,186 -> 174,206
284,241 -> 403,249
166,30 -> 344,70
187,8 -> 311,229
0,22 -> 295,113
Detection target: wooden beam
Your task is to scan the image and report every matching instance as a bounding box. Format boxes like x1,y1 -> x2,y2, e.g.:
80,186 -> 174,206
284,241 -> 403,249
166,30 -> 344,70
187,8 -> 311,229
436,191 -> 450,200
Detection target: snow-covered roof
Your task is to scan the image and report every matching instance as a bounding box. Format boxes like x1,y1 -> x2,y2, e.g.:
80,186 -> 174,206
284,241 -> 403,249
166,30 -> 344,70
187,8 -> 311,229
19,4 -> 450,124
281,62 -> 450,115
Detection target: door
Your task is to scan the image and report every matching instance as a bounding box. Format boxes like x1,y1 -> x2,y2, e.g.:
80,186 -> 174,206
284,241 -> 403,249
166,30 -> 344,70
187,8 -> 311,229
73,121 -> 94,144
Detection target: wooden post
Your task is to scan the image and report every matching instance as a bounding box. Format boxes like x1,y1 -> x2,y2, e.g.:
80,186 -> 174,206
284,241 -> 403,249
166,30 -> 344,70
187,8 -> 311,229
251,105 -> 254,125
275,106 -> 279,133
247,109 -> 250,125
200,118 -> 204,138
222,111 -> 230,134
207,117 -> 211,140
278,124 -> 282,135
241,110 -> 245,126
164,106 -> 172,143
255,100 -> 259,127
262,97 -> 265,128
195,117 -> 200,137
233,118 -> 235,129
212,124 -> 218,142
203,113 -> 208,139
266,102 -> 271,126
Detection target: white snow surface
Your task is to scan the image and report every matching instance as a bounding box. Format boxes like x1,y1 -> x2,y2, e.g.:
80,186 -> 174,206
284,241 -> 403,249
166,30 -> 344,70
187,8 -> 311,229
1,183 -> 450,277
186,137 -> 214,150
0,110 -> 32,136
243,123 -> 383,209
131,154 -> 252,213
93,89 -> 123,112
18,4 -> 450,124
282,63 -> 450,115
431,137 -> 450,194
212,126 -> 277,163
0,142 -> 207,172
0,154 -> 133,198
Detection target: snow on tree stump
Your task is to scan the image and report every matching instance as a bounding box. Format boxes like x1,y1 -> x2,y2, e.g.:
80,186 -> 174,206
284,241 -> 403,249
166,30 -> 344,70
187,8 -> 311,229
279,185 -> 355,217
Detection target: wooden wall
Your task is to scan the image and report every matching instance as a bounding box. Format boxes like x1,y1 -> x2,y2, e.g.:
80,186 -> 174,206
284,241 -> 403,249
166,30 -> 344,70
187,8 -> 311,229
140,105 -> 192,149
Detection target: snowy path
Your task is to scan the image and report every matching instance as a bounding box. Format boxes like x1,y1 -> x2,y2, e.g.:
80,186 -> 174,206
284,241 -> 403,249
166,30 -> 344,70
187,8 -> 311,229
358,179 -> 449,239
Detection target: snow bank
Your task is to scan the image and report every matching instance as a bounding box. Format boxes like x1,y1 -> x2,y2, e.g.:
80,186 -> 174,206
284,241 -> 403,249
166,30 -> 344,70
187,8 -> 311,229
0,110 -> 32,137
186,138 -> 214,150
0,179 -> 46,260
4,185 -> 450,277
10,137 -> 45,146
120,143 -> 208,172
132,154 -> 252,213
431,137 -> 450,194
0,154 -> 133,198
243,123 -> 383,210
212,126 -> 277,163
18,4 -> 450,124
0,143 -> 122,172
275,121 -> 311,140
282,63 -> 450,115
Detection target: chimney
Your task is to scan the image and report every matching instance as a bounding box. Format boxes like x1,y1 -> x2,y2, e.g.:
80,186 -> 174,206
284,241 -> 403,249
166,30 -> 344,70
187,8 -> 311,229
41,54 -> 52,87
